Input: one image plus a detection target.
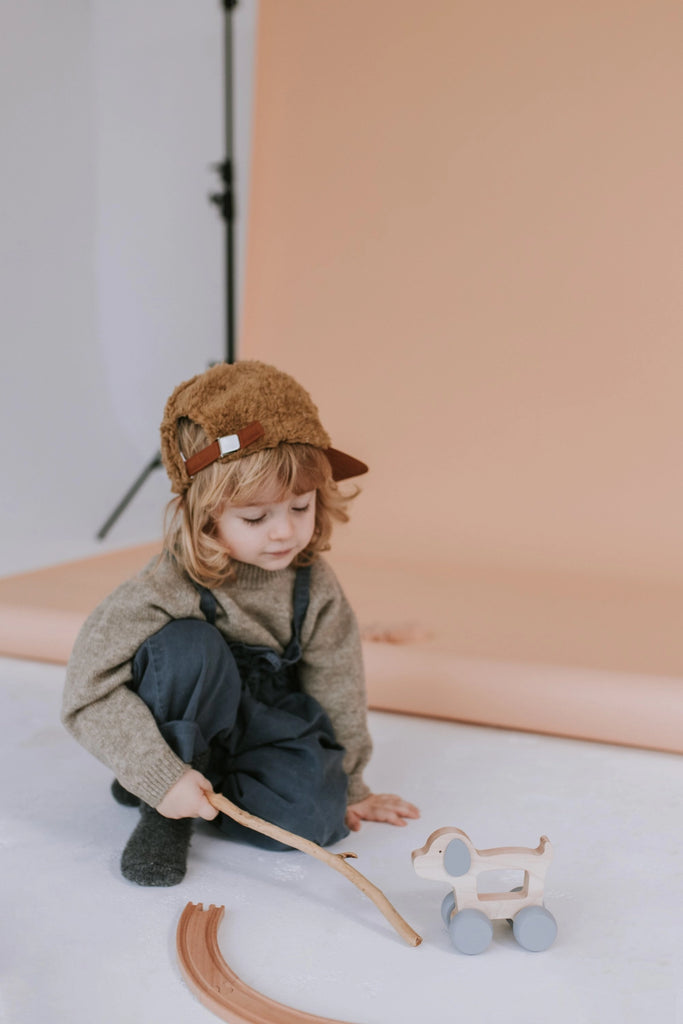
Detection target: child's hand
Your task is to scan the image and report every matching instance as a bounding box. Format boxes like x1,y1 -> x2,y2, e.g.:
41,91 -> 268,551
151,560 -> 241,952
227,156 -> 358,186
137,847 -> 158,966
346,793 -> 420,831
156,769 -> 219,821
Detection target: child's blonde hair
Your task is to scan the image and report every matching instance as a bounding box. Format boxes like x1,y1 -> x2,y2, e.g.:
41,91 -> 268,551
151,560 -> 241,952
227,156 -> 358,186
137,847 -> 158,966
163,418 -> 357,587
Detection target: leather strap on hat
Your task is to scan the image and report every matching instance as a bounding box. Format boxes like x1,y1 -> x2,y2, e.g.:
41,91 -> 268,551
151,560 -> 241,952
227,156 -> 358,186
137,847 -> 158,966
184,421 -> 265,478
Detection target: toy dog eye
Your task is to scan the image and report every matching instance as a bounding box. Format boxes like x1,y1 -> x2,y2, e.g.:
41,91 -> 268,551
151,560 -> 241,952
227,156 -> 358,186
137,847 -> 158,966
444,838 -> 471,876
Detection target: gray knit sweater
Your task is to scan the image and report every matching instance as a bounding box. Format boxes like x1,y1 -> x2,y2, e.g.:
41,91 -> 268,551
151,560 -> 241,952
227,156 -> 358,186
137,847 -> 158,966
61,552 -> 372,808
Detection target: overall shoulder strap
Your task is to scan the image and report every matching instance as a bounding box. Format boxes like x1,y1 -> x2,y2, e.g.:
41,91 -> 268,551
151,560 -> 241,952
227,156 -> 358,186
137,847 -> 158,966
291,565 -> 312,639
196,584 -> 218,625
166,550 -> 218,626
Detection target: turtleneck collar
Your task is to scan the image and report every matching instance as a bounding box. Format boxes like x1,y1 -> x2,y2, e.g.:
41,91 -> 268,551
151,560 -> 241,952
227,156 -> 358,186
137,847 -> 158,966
225,559 -> 296,590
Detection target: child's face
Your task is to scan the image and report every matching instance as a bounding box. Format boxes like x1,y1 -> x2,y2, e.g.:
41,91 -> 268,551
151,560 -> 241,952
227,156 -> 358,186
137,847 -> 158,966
215,490 -> 317,571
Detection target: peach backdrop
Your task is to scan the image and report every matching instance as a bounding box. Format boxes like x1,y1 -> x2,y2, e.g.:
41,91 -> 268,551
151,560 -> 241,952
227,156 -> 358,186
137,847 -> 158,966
241,2 -> 683,684
2,2 -> 680,754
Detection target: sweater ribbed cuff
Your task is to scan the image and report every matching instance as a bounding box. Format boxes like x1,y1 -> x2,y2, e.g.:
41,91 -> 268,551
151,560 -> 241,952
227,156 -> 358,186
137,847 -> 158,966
347,777 -> 372,805
137,751 -> 189,808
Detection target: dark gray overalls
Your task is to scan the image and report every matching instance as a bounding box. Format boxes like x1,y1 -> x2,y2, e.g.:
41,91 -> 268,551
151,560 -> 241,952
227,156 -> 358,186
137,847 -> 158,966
129,566 -> 349,849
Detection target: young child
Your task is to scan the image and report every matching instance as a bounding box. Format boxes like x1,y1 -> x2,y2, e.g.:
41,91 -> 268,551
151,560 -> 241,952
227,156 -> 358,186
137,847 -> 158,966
62,360 -> 419,886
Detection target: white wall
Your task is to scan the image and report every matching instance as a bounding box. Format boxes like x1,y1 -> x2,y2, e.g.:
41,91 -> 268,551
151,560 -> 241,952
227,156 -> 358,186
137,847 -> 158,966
0,0 -> 257,574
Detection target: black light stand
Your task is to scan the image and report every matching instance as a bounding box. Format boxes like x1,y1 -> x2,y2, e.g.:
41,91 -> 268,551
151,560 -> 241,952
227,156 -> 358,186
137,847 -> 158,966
96,0 -> 238,540
211,0 -> 238,366
95,451 -> 164,541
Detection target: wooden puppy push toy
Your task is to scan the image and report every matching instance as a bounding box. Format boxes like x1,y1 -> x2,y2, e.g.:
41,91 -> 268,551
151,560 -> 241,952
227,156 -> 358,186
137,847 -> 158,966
412,827 -> 557,954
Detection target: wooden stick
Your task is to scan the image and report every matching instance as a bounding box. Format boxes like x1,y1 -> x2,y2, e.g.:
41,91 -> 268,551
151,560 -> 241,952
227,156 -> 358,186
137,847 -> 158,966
207,791 -> 422,947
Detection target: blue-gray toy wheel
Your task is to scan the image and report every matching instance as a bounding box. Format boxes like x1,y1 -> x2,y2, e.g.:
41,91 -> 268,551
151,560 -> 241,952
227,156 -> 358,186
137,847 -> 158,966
512,905 -> 557,952
448,908 -> 493,955
441,891 -> 456,926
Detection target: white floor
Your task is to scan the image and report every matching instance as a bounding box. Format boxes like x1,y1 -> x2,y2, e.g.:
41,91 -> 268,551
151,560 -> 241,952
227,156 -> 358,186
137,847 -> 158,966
2,652 -> 682,1024
1,503 -> 682,1023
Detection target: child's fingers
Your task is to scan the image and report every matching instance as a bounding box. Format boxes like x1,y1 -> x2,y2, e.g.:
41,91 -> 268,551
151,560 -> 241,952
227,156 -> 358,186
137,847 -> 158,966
197,796 -> 219,821
374,794 -> 421,819
157,770 -> 219,819
345,808 -> 362,831
345,792 -> 421,830
196,778 -> 219,820
397,800 -> 420,819
374,805 -> 412,826
382,811 -> 408,826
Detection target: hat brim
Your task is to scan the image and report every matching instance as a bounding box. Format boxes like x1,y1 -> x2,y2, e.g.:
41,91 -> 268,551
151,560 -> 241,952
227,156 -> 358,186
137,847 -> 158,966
325,447 -> 369,481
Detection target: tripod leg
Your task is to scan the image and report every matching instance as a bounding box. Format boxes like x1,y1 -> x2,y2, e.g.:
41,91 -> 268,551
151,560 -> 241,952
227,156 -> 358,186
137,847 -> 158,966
96,452 -> 163,541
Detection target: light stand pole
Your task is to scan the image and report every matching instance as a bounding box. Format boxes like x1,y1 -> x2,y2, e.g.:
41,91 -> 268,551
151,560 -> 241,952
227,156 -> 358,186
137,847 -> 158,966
96,1 -> 238,540
211,0 -> 238,365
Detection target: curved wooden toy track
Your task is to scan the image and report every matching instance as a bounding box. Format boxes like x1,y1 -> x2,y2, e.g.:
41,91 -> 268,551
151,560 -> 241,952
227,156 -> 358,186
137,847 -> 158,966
177,902 -> 355,1024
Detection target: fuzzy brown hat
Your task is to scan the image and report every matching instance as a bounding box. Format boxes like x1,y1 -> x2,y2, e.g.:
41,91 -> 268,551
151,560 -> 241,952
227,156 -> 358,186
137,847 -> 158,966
160,360 -> 368,495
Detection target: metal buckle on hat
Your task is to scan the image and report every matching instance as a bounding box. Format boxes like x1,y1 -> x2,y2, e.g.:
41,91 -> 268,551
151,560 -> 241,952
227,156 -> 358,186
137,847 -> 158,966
182,420 -> 265,480
218,434 -> 242,456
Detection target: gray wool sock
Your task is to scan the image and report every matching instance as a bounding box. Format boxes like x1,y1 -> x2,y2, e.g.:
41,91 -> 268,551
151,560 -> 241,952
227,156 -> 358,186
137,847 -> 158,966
120,803 -> 193,887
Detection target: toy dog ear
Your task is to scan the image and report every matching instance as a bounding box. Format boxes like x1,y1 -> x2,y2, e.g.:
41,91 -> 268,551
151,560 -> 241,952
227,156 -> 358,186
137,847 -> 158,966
444,838 -> 471,876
